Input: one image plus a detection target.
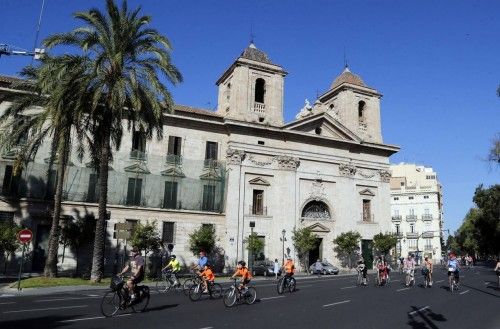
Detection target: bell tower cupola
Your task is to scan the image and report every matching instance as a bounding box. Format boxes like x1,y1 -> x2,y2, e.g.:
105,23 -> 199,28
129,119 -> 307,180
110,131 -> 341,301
216,43 -> 287,126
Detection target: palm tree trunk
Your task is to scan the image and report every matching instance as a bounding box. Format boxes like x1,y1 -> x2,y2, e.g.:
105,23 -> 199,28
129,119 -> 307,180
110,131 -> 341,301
90,125 -> 111,282
43,133 -> 70,277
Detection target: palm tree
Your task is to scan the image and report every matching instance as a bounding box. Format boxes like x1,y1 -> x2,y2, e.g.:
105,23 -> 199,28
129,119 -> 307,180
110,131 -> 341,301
44,0 -> 182,282
0,55 -> 91,277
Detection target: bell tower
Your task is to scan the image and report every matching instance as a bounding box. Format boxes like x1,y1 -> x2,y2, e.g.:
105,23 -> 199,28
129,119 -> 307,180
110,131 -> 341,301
216,43 -> 287,126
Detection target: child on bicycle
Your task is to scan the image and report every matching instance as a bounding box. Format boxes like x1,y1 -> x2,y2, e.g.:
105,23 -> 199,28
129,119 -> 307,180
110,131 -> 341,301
377,257 -> 388,285
283,258 -> 295,279
200,264 -> 215,293
231,261 -> 252,292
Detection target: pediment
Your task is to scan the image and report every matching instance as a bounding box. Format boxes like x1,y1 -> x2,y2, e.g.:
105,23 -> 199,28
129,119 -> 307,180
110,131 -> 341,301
124,163 -> 150,174
359,188 -> 375,196
160,167 -> 185,178
248,177 -> 270,186
306,222 -> 331,233
199,169 -> 222,181
284,112 -> 361,142
44,156 -> 74,166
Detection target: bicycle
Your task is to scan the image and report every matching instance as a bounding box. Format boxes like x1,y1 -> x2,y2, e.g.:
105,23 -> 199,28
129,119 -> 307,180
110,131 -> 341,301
188,280 -> 222,301
422,268 -> 432,288
374,271 -> 389,286
155,270 -> 184,293
101,276 -> 150,317
449,271 -> 459,292
277,274 -> 296,294
222,278 -> 257,307
404,269 -> 415,287
356,269 -> 365,286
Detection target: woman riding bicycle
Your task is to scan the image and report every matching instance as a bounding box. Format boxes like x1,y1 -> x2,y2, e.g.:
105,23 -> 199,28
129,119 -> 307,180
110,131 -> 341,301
422,256 -> 433,287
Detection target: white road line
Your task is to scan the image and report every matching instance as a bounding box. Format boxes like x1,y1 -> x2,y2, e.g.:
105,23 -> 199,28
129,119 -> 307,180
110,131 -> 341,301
86,294 -> 100,297
301,285 -> 313,288
397,288 -> 410,292
435,280 -> 444,283
0,294 -> 15,297
340,286 -> 356,289
0,302 -> 16,305
261,296 -> 285,300
59,313 -> 131,323
323,300 -> 350,308
484,281 -> 490,285
199,327 -> 213,329
35,296 -> 100,302
408,306 -> 430,316
3,305 -> 88,314
391,279 -> 401,282
460,290 -> 470,295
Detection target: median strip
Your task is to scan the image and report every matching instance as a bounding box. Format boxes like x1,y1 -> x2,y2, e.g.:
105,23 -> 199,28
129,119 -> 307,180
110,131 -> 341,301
323,300 -> 350,308
35,296 -> 100,302
396,288 -> 410,292
3,305 -> 88,314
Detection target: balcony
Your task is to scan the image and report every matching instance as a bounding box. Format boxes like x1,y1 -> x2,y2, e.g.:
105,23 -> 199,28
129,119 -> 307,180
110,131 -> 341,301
204,159 -> 221,169
424,245 -> 433,251
130,149 -> 146,160
166,154 -> 183,165
406,215 -> 417,222
392,215 -> 402,222
406,231 -> 419,238
422,231 -> 434,238
252,102 -> 265,115
394,232 -> 403,238
422,214 -> 433,220
161,200 -> 182,210
360,213 -> 375,223
248,205 -> 268,216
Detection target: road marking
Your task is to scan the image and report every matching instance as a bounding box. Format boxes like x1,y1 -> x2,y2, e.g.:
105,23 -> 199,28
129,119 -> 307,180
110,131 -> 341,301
340,286 -> 356,289
391,279 -> 401,282
3,305 -> 88,314
323,300 -> 350,307
59,313 -> 131,323
199,327 -> 213,329
435,280 -> 444,283
35,296 -> 100,302
0,294 -> 15,297
261,296 -> 285,300
397,288 -> 410,292
484,281 -> 490,285
460,290 -> 470,295
408,306 -> 430,316
86,294 -> 100,297
301,285 -> 313,288
0,302 -> 16,305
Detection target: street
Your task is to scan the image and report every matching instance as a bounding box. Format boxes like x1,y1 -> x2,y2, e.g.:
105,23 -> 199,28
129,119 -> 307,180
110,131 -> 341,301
1,266 -> 499,329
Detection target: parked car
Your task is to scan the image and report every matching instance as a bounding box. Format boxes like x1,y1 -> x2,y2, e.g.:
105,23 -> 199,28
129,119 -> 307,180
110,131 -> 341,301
252,260 -> 282,276
309,261 -> 339,275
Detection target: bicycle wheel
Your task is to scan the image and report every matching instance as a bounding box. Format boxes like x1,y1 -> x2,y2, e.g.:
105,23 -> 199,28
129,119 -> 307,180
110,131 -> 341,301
288,278 -> 296,292
189,284 -> 203,301
155,277 -> 170,293
183,278 -> 195,296
131,286 -> 150,313
244,287 -> 257,305
277,277 -> 285,294
223,287 -> 237,307
101,291 -> 122,317
209,283 -> 222,299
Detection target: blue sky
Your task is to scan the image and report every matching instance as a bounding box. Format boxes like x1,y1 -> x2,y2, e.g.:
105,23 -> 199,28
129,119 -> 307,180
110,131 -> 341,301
0,0 -> 498,232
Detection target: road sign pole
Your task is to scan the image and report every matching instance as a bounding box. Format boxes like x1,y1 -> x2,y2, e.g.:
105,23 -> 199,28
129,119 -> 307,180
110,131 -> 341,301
17,243 -> 26,291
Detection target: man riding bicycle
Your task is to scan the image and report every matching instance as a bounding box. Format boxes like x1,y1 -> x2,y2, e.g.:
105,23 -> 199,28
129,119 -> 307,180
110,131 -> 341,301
447,253 -> 460,287
422,256 -> 433,287
283,258 -> 295,282
162,254 -> 181,287
118,246 -> 144,301
404,254 -> 416,286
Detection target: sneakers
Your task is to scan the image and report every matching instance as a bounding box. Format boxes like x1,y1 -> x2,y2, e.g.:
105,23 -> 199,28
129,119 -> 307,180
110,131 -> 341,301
130,294 -> 136,301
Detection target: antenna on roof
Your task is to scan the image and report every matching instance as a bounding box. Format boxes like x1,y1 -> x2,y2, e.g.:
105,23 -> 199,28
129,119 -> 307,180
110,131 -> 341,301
31,0 -> 46,64
250,24 -> 257,47
343,46 -> 349,69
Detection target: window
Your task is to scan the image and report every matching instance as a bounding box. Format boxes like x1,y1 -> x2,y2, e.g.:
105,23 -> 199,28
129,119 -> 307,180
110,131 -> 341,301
132,131 -> 146,152
410,224 -> 415,233
400,182 -> 405,186
254,78 -> 265,103
393,197 -> 399,201
162,222 -> 175,243
202,185 -> 216,211
87,173 -> 99,203
1,165 -> 21,197
163,181 -> 178,209
205,142 -> 218,160
358,101 -> 366,122
394,209 -> 399,216
424,195 -> 429,199
362,199 -> 371,222
258,117 -> 264,123
424,208 -> 430,215
424,238 -> 432,250
426,175 -> 435,180
252,190 -> 264,215
409,196 -> 414,200
167,136 -> 182,156
329,104 -> 334,110
126,178 -> 142,206
408,239 -> 417,249
409,208 -> 415,215
258,140 -> 265,145
425,222 -> 431,231
395,224 -> 400,235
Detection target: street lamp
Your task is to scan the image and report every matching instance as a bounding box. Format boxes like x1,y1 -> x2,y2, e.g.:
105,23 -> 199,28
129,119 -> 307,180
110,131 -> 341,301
280,229 -> 286,265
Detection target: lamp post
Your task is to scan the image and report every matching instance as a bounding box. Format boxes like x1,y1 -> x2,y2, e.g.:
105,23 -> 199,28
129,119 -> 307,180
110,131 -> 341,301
280,229 -> 286,265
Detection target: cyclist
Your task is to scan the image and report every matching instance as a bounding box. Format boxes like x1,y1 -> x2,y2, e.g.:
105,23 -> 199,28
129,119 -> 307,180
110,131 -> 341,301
162,254 -> 181,287
357,259 -> 368,285
404,254 -> 416,286
231,260 -> 252,293
283,258 -> 295,283
494,258 -> 500,288
422,256 -> 433,287
376,256 -> 388,285
200,264 -> 215,293
118,246 -> 144,302
447,253 -> 460,289
196,250 -> 208,270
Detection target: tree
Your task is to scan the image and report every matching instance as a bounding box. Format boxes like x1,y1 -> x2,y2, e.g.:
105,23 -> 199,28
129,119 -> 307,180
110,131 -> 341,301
291,227 -> 318,271
245,233 -> 264,266
129,221 -> 161,276
472,184 -> 500,255
0,55 -> 91,277
373,232 -> 398,256
0,222 -> 21,274
59,215 -> 96,277
487,135 -> 499,164
333,231 -> 361,270
455,209 -> 480,256
43,0 -> 182,282
188,225 -> 216,256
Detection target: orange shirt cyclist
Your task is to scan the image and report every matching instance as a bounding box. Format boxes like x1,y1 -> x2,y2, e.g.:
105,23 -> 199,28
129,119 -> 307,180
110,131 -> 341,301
200,264 -> 215,293
231,261 -> 252,291
283,258 -> 295,278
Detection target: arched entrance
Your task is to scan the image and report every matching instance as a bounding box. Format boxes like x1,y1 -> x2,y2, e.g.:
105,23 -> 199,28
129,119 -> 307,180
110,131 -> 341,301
301,200 -> 331,220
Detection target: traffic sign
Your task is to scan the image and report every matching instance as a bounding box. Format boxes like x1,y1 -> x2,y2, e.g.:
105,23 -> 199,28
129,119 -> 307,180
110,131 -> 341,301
17,229 -> 33,244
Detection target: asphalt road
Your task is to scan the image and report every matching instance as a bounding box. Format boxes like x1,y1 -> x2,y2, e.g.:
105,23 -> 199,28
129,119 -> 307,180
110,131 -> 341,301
1,266 -> 499,329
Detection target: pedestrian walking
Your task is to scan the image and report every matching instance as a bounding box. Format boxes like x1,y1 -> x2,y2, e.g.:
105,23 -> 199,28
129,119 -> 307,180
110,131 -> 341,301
313,259 -> 323,277
274,258 -> 280,280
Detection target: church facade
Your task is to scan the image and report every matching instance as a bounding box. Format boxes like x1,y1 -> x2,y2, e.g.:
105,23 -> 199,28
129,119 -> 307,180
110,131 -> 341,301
0,43 -> 399,274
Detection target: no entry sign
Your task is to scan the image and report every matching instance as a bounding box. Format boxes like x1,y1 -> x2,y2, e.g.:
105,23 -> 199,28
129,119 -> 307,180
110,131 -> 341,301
17,229 -> 33,244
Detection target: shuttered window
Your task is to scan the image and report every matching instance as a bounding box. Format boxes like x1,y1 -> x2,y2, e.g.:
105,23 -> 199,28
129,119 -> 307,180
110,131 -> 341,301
126,178 -> 142,206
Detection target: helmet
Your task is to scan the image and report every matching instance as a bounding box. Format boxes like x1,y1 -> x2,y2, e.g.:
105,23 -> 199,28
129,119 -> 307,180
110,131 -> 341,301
238,260 -> 246,267
170,255 -> 176,259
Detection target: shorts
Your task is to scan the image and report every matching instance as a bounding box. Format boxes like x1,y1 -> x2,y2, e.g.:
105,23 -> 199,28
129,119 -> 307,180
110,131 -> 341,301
242,278 -> 251,285
285,272 -> 294,277
130,273 -> 144,285
447,271 -> 459,279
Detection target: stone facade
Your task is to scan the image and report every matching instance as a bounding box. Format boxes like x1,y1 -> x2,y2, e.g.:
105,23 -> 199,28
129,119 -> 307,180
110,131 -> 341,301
0,43 -> 399,274
390,163 -> 444,264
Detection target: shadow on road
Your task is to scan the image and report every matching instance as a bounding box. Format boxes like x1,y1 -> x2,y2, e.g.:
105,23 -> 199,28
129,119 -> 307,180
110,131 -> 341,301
460,283 -> 500,299
407,306 -> 447,329
144,303 -> 179,312
0,315 -> 81,329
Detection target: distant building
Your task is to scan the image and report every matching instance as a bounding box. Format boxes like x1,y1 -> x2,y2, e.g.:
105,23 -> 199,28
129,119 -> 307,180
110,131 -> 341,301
0,43 -> 399,274
390,163 -> 444,263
